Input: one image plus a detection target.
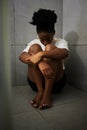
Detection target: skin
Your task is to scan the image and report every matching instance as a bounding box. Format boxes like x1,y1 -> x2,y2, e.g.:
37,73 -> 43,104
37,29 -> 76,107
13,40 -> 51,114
19,31 -> 69,110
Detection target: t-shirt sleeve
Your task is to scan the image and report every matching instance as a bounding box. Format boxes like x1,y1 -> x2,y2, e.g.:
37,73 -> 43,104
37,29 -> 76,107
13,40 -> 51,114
55,39 -> 69,51
22,42 -> 32,53
22,39 -> 40,53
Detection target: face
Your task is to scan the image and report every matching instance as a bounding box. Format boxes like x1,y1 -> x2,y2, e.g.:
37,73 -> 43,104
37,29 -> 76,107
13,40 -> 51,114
38,32 -> 54,46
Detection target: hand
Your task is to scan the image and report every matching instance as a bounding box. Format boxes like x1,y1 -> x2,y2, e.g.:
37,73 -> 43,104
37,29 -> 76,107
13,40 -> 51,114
38,61 -> 53,79
26,52 -> 43,64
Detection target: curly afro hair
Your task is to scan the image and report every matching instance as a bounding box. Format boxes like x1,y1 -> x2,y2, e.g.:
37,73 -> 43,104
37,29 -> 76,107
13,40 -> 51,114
30,8 -> 57,32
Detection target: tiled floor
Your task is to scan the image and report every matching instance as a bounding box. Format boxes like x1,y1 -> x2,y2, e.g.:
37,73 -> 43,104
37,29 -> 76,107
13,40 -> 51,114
12,84 -> 87,130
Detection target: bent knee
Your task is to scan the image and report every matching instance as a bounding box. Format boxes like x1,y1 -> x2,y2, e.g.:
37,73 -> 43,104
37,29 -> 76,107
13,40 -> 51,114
28,44 -> 42,55
45,44 -> 57,51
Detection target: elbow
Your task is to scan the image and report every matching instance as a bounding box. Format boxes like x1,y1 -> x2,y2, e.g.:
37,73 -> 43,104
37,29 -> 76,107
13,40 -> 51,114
19,54 -> 23,61
19,55 -> 21,60
19,52 -> 28,64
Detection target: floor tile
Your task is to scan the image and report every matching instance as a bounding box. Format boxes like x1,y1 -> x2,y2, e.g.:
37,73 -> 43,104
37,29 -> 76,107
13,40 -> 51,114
12,87 -> 34,115
13,111 -> 53,130
38,98 -> 87,130
52,84 -> 87,106
16,85 -> 36,100
12,85 -> 87,130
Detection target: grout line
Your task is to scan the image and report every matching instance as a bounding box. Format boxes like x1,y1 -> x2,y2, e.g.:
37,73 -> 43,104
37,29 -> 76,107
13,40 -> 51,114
69,85 -> 87,93
36,110 -> 55,130
12,107 -> 36,116
37,110 -> 48,120
69,44 -> 87,46
11,44 -> 27,46
54,96 -> 87,108
15,85 -> 87,108
12,0 -> 16,85
11,43 -> 87,46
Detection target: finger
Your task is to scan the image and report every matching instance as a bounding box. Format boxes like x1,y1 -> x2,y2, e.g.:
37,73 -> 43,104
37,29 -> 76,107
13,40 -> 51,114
46,68 -> 53,79
44,69 -> 51,79
49,69 -> 53,77
46,69 -> 51,78
42,70 -> 47,77
43,69 -> 48,78
42,68 -> 53,79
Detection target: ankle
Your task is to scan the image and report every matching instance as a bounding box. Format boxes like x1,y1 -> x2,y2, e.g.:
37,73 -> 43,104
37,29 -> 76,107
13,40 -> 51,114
44,91 -> 52,97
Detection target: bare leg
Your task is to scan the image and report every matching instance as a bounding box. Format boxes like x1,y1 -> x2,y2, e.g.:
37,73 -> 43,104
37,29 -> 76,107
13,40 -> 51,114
29,66 -> 44,108
39,61 -> 58,109
28,44 -> 63,109
39,44 -> 63,109
28,44 -> 44,107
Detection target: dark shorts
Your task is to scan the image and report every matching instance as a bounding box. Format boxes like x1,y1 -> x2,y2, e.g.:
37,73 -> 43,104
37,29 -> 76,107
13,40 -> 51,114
27,73 -> 66,94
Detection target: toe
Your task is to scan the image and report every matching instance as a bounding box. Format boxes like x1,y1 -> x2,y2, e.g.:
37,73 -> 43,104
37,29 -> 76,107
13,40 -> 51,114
30,99 -> 35,104
33,103 -> 39,108
43,104 -> 49,109
39,104 -> 48,110
39,103 -> 52,110
39,104 -> 43,110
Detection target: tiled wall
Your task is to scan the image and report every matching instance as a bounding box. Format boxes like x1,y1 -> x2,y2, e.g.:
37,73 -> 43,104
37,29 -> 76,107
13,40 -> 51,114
63,0 -> 87,91
10,0 -> 63,86
10,0 -> 87,91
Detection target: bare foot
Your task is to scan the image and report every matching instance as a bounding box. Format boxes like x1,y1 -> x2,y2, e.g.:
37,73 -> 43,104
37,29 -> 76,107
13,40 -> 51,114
30,91 -> 43,108
39,92 -> 52,110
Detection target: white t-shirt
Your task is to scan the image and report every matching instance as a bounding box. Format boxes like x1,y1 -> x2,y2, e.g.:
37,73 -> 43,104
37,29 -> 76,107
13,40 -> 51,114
22,38 -> 69,69
22,38 -> 69,52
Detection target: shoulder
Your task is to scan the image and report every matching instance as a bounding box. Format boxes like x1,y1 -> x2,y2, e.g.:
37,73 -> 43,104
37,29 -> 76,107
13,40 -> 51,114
26,38 -> 45,51
22,39 -> 41,53
27,39 -> 40,45
55,38 -> 68,44
54,38 -> 69,50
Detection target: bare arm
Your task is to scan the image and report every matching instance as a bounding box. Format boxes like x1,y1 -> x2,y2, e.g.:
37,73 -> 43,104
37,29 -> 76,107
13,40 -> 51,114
38,61 -> 53,79
19,52 -> 32,64
42,48 -> 69,60
26,48 -> 69,64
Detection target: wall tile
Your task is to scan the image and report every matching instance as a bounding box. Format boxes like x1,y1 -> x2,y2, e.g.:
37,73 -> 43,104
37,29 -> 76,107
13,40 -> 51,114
63,0 -> 87,45
16,46 -> 28,86
65,45 -> 87,91
10,0 -> 63,86
9,0 -> 15,45
14,0 -> 63,45
63,0 -> 87,91
15,15 -> 36,45
11,46 -> 16,86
